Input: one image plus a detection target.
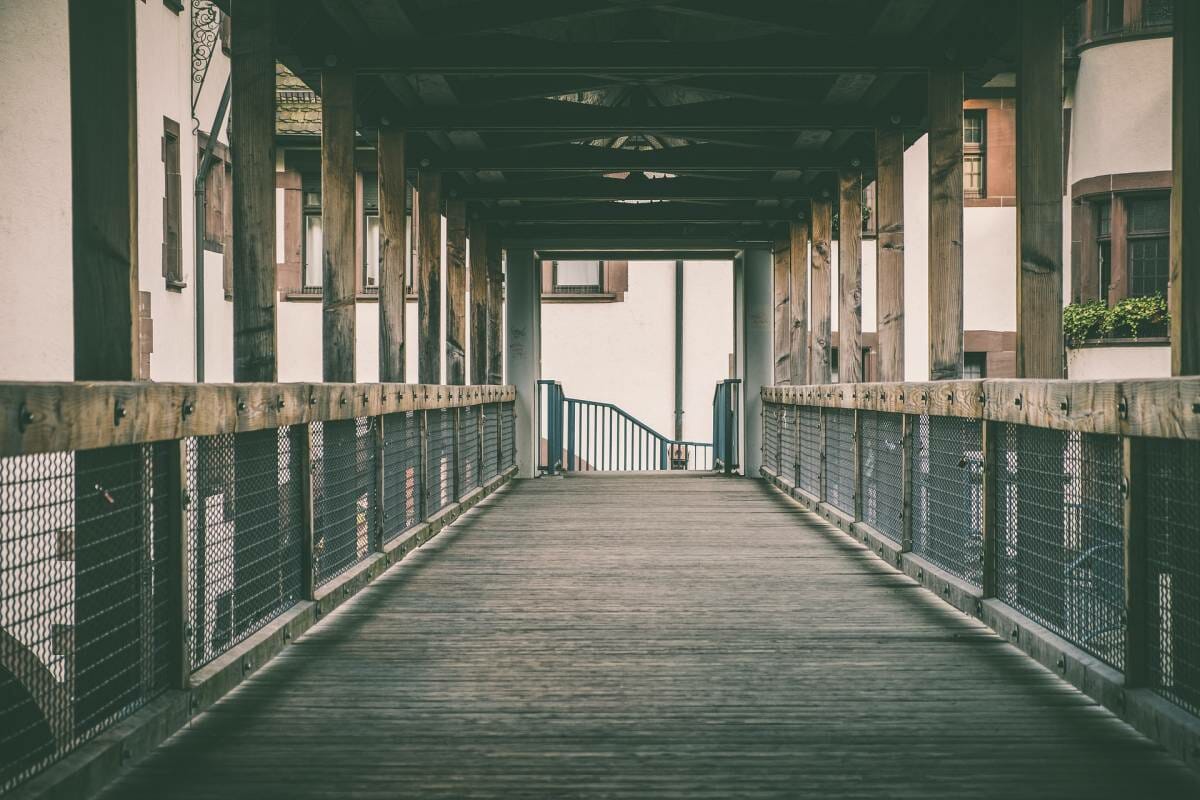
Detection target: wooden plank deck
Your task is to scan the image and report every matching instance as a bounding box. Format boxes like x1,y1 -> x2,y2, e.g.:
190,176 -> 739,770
101,474 -> 1199,799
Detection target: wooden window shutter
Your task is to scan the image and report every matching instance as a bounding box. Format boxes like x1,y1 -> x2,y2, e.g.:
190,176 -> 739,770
162,117 -> 183,287
603,260 -> 628,295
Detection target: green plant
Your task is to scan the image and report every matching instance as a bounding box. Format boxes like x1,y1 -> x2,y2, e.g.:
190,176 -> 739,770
1062,300 -> 1108,344
1099,295 -> 1169,338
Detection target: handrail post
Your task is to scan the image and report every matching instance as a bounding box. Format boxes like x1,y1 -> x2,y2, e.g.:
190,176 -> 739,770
566,399 -> 576,472
900,414 -> 913,552
818,406 -> 828,502
299,423 -> 316,600
477,398 -> 485,486
166,438 -> 190,689
659,438 -> 669,470
852,409 -> 863,521
419,411 -> 430,520
980,420 -> 998,597
375,414 -> 386,551
1123,436 -> 1148,686
452,406 -> 463,498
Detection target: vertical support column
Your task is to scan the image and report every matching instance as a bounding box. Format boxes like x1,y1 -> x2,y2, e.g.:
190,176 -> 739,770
839,168 -> 864,383
876,128 -> 906,382
469,220 -> 489,384
928,66 -> 965,380
789,217 -> 810,386
810,196 -> 834,383
1123,437 -> 1148,685
1172,0 -> 1200,375
506,249 -> 540,477
742,247 -> 773,476
1016,0 -> 1064,379
418,169 -> 443,383
486,230 -> 504,384
378,125 -> 407,383
321,66 -> 356,383
445,198 -> 468,384
773,232 -> 793,385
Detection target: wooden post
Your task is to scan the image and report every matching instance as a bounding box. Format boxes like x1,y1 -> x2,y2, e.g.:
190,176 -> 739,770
789,217 -> 810,386
852,410 -> 863,521
418,170 -> 442,383
69,0 -> 138,380
876,128 -> 905,382
773,230 -> 793,384
928,66 -> 964,380
469,220 -> 489,384
980,421 -> 998,597
810,196 -> 833,384
900,414 -> 913,552
452,407 -> 463,498
839,168 -> 863,383
299,424 -> 316,600
321,65 -> 356,383
166,439 -> 190,688
375,415 -> 387,551
378,125 -> 407,382
1123,436 -> 1148,685
1016,0 -> 1064,379
230,0 -> 277,382
446,198 -> 468,384
486,229 -> 504,384
1172,0 -> 1200,375
418,411 -> 431,519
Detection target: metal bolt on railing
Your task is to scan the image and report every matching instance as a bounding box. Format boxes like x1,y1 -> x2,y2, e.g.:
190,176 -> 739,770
182,400 -> 195,418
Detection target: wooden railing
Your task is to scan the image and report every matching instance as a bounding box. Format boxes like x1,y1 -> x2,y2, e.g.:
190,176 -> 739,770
0,381 -> 517,797
760,378 -> 1200,772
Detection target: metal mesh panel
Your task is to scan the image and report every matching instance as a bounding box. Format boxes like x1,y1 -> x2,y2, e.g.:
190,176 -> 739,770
1145,438 -> 1200,715
780,406 -> 799,486
825,409 -> 855,515
382,412 -> 423,543
762,403 -> 781,475
500,402 -> 516,468
798,407 -> 822,496
861,411 -> 904,543
0,444 -> 171,793
186,428 -> 304,669
426,410 -> 457,515
458,406 -> 481,497
911,414 -> 984,586
994,425 -> 1125,669
312,418 -> 377,587
481,404 -> 501,482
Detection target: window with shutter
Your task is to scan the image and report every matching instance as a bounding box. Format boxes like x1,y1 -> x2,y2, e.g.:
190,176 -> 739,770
162,117 -> 184,289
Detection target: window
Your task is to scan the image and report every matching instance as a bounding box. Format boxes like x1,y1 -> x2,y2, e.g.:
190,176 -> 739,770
963,352 -> 987,379
553,261 -> 603,293
162,117 -> 184,288
1097,200 -> 1112,297
363,173 -> 380,293
302,176 -> 322,291
963,111 -> 986,199
1127,194 -> 1169,297
1098,0 -> 1125,33
1143,0 -> 1173,26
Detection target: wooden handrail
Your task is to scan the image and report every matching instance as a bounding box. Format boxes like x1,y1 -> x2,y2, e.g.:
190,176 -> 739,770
0,382 -> 516,457
763,377 -> 1200,440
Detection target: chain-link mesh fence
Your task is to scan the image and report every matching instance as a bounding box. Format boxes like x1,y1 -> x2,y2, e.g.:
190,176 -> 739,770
312,418 -> 377,587
762,403 -> 781,475
501,402 -> 516,468
186,428 -> 304,669
1145,438 -> 1200,716
825,409 -> 855,515
861,411 -> 905,543
911,414 -> 984,586
0,444 -> 171,793
426,410 -> 457,515
481,404 -> 501,482
779,405 -> 799,486
458,406 -> 481,498
994,425 -> 1125,669
382,412 -> 423,543
798,407 -> 821,497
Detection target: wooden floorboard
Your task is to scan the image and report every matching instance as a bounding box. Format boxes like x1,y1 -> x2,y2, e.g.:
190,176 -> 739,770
101,475 -> 1199,798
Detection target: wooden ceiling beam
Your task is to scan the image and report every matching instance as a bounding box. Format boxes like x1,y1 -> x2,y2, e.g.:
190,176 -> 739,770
480,203 -> 802,224
458,176 -> 809,202
419,144 -> 846,173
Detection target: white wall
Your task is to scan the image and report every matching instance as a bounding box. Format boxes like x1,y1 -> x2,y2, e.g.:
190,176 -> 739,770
278,302 -> 322,382
1071,38 -> 1173,183
1068,345 -> 1171,379
0,0 -> 74,380
681,261 -> 734,442
202,252 -> 234,381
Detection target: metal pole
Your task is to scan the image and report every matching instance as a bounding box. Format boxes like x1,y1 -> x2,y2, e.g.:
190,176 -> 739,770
674,259 -> 684,441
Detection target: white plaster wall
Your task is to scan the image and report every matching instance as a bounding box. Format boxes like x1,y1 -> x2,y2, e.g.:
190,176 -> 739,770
903,134 -> 932,381
1071,38 -> 1173,183
681,261 -> 734,442
963,207 -> 1018,332
356,303 -> 379,383
202,253 -> 234,381
0,0 -> 74,380
1067,345 -> 1171,379
278,302 -> 322,382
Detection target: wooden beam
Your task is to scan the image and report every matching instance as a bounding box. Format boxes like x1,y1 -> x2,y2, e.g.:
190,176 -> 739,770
469,220 -> 489,385
424,144 -> 844,173
876,128 -> 905,382
483,204 -> 801,225
928,66 -> 964,380
486,227 -> 504,384
1016,0 -> 1064,379
1172,0 -> 1200,375
378,125 -> 407,382
446,198 -> 468,384
789,218 -> 810,385
321,65 -> 357,382
462,177 -> 811,202
838,169 -> 863,383
418,169 -> 443,383
69,0 -> 138,380
773,232 -> 793,384
810,197 -> 833,384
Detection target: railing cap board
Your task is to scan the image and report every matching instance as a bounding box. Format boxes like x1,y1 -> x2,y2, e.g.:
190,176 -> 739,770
0,382 -> 517,457
762,378 -> 1200,440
